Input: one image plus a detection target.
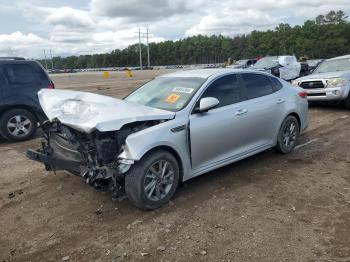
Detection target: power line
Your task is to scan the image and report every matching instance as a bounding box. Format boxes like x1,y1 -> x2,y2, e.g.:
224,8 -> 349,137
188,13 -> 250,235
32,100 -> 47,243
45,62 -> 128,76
43,50 -> 48,70
135,27 -> 151,70
146,27 -> 150,68
49,49 -> 54,70
138,28 -> 143,70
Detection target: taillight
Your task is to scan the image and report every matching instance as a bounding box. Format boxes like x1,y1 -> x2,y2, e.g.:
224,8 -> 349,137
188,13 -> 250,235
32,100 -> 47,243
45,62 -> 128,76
48,81 -> 55,89
298,91 -> 307,98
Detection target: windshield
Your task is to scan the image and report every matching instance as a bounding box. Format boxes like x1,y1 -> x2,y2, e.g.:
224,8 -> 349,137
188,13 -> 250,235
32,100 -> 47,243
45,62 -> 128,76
124,77 -> 206,112
253,56 -> 279,69
308,59 -> 322,67
313,58 -> 350,74
235,59 -> 248,65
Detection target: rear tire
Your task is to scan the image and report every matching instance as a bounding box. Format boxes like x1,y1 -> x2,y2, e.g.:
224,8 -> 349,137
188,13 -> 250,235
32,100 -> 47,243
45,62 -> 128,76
125,149 -> 179,210
0,109 -> 37,142
276,115 -> 300,154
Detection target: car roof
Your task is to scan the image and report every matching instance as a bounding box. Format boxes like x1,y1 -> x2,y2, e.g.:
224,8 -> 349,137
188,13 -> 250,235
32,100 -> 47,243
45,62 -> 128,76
327,54 -> 350,61
158,68 -> 270,79
0,59 -> 37,64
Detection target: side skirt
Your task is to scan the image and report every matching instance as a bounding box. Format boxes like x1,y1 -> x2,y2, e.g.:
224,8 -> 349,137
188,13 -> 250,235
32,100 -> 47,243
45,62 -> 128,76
187,144 -> 273,181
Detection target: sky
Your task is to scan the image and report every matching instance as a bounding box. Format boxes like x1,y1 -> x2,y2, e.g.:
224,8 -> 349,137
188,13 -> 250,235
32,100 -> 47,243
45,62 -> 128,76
0,0 -> 349,58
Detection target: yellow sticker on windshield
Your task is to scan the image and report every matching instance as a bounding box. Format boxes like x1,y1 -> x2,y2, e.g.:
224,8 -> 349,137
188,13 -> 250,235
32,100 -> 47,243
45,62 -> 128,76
165,93 -> 181,103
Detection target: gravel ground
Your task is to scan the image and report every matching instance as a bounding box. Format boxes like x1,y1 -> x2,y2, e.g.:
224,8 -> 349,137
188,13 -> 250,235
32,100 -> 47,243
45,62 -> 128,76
0,70 -> 349,262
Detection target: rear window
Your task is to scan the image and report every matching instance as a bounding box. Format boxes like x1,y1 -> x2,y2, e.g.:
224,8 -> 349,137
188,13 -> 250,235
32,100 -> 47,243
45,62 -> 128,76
2,63 -> 46,85
241,73 -> 274,99
269,76 -> 283,91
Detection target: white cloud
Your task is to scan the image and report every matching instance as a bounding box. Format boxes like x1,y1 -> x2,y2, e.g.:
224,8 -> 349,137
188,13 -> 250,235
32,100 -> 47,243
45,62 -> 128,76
0,31 -> 50,58
90,0 -> 197,21
186,9 -> 279,36
45,7 -> 94,29
0,0 -> 349,58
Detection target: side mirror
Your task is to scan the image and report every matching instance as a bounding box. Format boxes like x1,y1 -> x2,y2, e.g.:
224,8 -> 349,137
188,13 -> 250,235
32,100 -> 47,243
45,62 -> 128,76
198,97 -> 219,112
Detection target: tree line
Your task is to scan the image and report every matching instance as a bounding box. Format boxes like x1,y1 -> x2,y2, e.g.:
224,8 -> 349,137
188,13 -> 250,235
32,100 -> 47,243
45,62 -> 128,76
40,10 -> 350,69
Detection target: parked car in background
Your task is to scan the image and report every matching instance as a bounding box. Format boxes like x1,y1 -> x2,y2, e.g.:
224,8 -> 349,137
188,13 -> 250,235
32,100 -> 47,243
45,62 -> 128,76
251,56 -> 301,81
292,55 -> 350,109
307,59 -> 324,72
0,57 -> 54,141
27,69 -> 308,210
228,59 -> 257,69
299,62 -> 309,77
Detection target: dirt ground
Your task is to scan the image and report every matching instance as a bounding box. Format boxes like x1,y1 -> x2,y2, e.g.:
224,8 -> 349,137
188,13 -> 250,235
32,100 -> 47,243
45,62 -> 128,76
0,70 -> 349,262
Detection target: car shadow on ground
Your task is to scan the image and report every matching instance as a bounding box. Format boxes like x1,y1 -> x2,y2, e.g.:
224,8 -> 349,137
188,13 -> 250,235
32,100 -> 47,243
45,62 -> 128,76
308,101 -> 348,111
0,129 -> 42,145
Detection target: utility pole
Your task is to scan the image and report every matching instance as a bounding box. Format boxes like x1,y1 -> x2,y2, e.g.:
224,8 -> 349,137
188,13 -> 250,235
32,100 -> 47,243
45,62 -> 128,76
138,28 -> 143,70
43,50 -> 48,70
49,49 -> 54,70
146,27 -> 150,68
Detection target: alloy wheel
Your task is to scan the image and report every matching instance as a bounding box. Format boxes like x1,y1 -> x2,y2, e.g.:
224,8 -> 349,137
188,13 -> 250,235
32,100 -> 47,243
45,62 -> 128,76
7,115 -> 32,137
283,120 -> 297,148
143,160 -> 175,201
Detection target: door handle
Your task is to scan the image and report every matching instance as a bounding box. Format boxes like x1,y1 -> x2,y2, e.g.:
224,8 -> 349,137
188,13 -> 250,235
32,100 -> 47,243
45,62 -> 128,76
276,98 -> 285,104
235,109 -> 248,116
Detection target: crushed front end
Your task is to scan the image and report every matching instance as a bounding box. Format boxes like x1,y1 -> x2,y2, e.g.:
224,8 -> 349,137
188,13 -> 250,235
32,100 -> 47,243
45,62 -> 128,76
27,120 -> 138,197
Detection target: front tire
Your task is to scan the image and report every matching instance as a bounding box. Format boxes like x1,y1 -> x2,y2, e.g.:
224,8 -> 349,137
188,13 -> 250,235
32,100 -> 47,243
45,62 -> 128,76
276,115 -> 300,154
125,149 -> 180,210
0,109 -> 37,142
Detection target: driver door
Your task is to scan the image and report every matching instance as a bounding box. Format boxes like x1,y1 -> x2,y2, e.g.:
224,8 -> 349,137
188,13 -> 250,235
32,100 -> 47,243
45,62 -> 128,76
189,74 -> 246,171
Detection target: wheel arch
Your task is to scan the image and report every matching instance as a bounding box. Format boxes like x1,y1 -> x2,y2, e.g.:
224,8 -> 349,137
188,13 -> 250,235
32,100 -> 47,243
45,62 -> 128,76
274,111 -> 302,145
287,112 -> 301,128
142,145 -> 184,182
0,105 -> 39,121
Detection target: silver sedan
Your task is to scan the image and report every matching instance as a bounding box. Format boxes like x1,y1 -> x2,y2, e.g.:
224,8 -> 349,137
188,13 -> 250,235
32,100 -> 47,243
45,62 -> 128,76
27,69 -> 309,210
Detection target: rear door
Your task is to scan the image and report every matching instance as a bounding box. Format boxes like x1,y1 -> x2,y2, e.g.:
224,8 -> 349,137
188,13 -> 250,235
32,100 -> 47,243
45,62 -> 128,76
1,62 -> 50,101
0,66 -> 7,105
237,73 -> 284,148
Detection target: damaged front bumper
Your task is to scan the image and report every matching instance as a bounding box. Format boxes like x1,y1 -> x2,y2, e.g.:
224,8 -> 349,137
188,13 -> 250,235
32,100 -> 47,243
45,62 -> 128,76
27,148 -> 81,173
26,120 -> 135,197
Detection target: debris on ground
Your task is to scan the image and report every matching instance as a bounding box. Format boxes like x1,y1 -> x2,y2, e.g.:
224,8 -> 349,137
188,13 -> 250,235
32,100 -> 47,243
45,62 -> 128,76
157,246 -> 166,251
94,205 -> 103,215
8,190 -> 23,199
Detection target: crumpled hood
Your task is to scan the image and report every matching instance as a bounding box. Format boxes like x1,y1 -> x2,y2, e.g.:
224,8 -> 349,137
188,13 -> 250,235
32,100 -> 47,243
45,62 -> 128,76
297,71 -> 350,81
38,89 -> 175,133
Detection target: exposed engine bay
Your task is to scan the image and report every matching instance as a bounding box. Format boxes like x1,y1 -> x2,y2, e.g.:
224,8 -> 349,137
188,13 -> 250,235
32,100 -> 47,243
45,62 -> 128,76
28,119 -> 164,197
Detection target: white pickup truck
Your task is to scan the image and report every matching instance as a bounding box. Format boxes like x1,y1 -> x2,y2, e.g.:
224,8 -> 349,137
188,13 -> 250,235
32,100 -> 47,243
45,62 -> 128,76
292,55 -> 350,109
251,55 -> 301,81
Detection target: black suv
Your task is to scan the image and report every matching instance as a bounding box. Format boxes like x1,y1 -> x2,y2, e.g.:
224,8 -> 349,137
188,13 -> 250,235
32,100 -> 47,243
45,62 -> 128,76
0,57 -> 54,141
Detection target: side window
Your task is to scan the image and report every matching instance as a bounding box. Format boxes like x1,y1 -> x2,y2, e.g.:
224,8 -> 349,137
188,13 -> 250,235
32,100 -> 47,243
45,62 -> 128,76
201,74 -> 241,108
241,73 -> 274,99
3,64 -> 43,85
269,76 -> 283,91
